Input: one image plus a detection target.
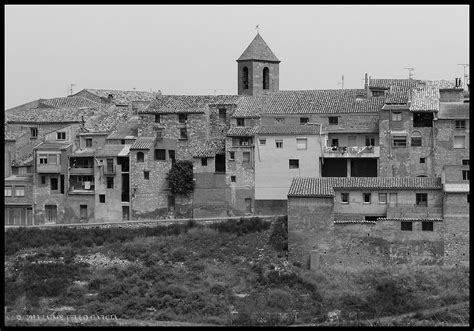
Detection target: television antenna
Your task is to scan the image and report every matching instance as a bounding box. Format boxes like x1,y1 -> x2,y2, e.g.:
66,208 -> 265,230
457,64 -> 469,87
68,83 -> 76,96
404,67 -> 415,80
337,75 -> 344,89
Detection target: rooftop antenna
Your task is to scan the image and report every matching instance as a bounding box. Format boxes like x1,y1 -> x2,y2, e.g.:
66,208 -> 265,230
337,75 -> 344,89
404,67 -> 415,80
255,24 -> 260,34
214,89 -> 217,96
457,64 -> 469,88
68,83 -> 76,96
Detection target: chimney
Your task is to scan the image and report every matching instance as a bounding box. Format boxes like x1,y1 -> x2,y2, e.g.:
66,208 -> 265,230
364,73 -> 368,91
107,94 -> 114,102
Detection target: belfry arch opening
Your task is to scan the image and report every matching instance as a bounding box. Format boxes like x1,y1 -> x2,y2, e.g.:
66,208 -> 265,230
242,67 -> 249,89
263,67 -> 269,90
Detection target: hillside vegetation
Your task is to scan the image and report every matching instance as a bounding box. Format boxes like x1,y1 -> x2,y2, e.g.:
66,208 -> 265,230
4,217 -> 469,326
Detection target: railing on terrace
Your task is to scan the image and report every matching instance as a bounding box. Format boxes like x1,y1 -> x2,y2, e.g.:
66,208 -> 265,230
323,145 -> 379,157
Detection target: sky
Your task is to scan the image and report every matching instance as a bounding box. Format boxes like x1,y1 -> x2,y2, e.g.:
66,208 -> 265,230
4,5 -> 470,109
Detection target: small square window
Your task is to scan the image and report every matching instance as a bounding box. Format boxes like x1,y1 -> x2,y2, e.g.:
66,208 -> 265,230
455,120 -> 466,129
57,132 -> 66,140
422,222 -> 433,231
121,140 -> 126,144
462,170 -> 469,180
201,158 -> 207,166
378,193 -> 387,204
30,127 -> 38,138
99,194 -> 106,203
401,222 -> 412,231
85,138 -> 92,147
107,177 -> 114,188
341,192 -> 349,203
363,193 -> 371,204
411,137 -> 422,147
231,175 -> 236,182
416,193 -> 428,206
41,176 -> 46,185
392,112 -> 402,121
300,117 -> 309,124
155,114 -> 161,123
178,114 -> 187,123
229,151 -> 235,160
420,158 -> 425,164
328,117 -> 338,125
236,118 -> 245,127
259,139 -> 266,145
180,128 -> 188,139
276,140 -> 283,148
144,171 -> 150,180
155,149 -> 166,161
289,159 -> 299,169
392,136 -> 407,147
296,138 -> 307,150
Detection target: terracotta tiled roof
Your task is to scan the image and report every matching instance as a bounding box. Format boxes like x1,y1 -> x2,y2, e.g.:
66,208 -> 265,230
422,80 -> 459,90
257,125 -> 320,135
237,33 -> 280,62
6,106 -> 94,124
233,95 -> 268,118
4,124 -> 27,141
260,90 -> 384,114
95,145 -> 130,157
369,79 -> 421,89
377,217 -> 443,222
333,214 -> 369,224
382,104 -> 409,111
409,84 -> 439,112
130,137 -> 156,150
84,104 -> 132,133
11,152 -> 34,167
141,95 -> 239,114
226,126 -> 258,136
41,96 -> 102,109
35,141 -> 72,150
288,177 -> 442,197
106,116 -> 139,139
385,86 -> 410,104
192,139 -> 225,158
82,89 -> 158,103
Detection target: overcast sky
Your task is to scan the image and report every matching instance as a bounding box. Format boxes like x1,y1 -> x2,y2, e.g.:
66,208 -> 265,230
5,5 -> 469,109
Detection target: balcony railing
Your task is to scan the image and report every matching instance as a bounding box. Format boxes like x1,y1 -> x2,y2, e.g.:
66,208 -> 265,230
69,167 -> 94,175
36,164 -> 61,173
323,145 -> 380,158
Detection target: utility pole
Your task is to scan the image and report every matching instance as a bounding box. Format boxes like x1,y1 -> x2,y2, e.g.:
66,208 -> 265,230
404,67 -> 415,80
337,75 -> 344,89
457,64 -> 469,88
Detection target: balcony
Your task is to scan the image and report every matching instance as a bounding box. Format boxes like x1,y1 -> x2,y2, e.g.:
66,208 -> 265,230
36,164 -> 61,173
69,166 -> 94,175
323,145 -> 380,158
104,165 -> 116,176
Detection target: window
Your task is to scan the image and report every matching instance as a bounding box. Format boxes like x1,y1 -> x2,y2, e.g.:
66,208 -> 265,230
275,118 -> 285,124
462,170 -> 469,180
229,151 -> 235,160
5,186 -> 12,197
341,192 -> 349,203
239,137 -> 251,146
328,117 -> 338,125
137,152 -> 144,162
289,159 -> 299,169
14,186 -> 25,197
30,127 -> 38,138
144,171 -> 150,180
242,67 -> 249,89
169,150 -> 176,165
243,152 -> 250,163
99,194 -> 106,203
454,136 -> 465,148
275,140 -> 283,148
401,222 -> 412,231
219,108 -> 226,123
39,154 -> 48,164
455,120 -> 466,129
363,193 -> 371,204
296,138 -> 307,150
462,159 -> 469,165
85,138 -> 92,147
51,178 -> 58,191
422,222 -> 433,231
263,67 -> 269,90
411,137 -> 422,147
121,139 -> 126,144
331,139 -> 339,147
45,205 -> 58,223
300,117 -> 309,124
155,114 -> 161,123
420,158 -> 425,164
155,149 -> 166,161
392,111 -> 402,121
201,158 -> 207,166
107,177 -> 114,189
41,176 -> 46,185
392,136 -> 407,147
416,193 -> 428,206
372,90 -> 385,97
236,118 -> 245,127
80,205 -> 88,220
378,193 -> 387,204
365,137 -> 375,146
180,128 -> 188,139
413,112 -> 433,127
231,175 -> 236,182
57,132 -> 66,140
178,114 -> 187,123
259,139 -> 266,145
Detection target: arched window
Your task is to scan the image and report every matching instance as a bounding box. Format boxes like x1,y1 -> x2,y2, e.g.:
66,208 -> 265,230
263,67 -> 269,90
137,152 -> 144,163
242,67 -> 249,89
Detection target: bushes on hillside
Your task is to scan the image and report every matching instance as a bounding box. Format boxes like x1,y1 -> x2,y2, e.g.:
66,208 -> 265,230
268,216 -> 288,252
210,217 -> 270,235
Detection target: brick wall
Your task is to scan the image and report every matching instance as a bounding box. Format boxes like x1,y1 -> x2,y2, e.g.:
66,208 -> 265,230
237,61 -> 279,96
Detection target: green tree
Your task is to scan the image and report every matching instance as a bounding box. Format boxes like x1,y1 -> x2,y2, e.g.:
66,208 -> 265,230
166,160 -> 195,196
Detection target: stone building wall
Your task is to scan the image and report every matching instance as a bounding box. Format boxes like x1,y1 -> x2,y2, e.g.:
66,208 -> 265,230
443,193 -> 469,266
434,119 -> 470,176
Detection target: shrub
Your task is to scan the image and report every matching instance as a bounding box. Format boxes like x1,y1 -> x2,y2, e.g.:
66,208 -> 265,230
210,217 -> 270,236
170,247 -> 187,262
268,216 -> 288,252
266,288 -> 292,310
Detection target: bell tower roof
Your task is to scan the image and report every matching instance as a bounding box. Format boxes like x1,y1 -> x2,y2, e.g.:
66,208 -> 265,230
237,33 -> 280,63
